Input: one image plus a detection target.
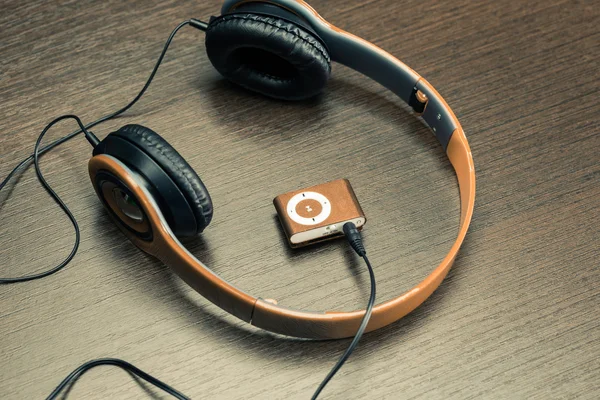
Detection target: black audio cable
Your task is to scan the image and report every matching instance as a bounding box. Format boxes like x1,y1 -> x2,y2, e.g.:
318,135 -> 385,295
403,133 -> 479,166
41,225 -> 374,400
312,222 -> 376,399
0,115 -> 98,284
0,19 -> 208,283
3,16 -> 376,400
45,358 -> 190,400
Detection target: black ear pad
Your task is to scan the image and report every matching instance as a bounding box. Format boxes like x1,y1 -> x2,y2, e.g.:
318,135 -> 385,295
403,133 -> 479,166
205,13 -> 331,101
111,125 -> 213,233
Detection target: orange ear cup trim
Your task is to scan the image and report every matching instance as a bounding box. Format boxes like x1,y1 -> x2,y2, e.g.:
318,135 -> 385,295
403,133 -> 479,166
89,155 -> 258,323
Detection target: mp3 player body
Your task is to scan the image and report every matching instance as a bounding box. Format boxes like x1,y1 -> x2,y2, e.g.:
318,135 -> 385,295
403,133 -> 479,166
273,179 -> 366,247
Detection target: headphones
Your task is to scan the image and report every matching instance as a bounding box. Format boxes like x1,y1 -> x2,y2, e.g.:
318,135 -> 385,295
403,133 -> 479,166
87,0 -> 475,340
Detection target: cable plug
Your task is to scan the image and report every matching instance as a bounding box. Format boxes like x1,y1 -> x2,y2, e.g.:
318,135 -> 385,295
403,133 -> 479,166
84,130 -> 100,148
343,222 -> 366,257
189,18 -> 209,31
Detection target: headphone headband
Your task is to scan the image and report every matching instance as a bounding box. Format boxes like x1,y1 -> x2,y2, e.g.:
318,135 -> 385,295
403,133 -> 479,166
89,0 -> 475,339
223,0 -> 458,149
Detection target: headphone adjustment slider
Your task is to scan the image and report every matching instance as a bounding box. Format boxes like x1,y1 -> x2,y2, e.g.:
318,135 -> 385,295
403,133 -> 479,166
409,86 -> 429,115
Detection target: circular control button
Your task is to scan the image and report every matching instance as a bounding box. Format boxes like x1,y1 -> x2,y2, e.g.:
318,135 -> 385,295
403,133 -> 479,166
296,199 -> 323,219
287,191 -> 331,226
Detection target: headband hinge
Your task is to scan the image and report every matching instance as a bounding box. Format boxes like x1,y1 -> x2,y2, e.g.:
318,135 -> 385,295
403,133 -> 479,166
409,87 -> 429,115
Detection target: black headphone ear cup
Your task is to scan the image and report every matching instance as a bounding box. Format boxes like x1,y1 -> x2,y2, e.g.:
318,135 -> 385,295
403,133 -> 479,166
205,13 -> 331,101
111,125 -> 213,233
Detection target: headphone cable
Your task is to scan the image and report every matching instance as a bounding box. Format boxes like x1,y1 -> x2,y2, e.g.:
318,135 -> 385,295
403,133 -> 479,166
0,19 -> 207,283
312,222 -> 377,399
4,17 -> 376,400
45,358 -> 190,400
1,115 -> 98,283
40,226 -> 374,399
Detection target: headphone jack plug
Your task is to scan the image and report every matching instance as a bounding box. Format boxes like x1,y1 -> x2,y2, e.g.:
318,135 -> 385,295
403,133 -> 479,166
343,222 -> 366,256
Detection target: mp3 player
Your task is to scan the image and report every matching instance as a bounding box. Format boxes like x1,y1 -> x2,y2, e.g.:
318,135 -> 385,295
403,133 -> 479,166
273,179 -> 366,247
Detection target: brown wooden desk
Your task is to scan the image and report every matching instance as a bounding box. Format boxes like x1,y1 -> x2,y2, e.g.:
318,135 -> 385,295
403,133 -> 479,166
1,0 -> 598,398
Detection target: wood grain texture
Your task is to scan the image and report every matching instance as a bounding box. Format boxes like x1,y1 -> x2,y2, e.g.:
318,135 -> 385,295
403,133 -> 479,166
1,0 -> 598,398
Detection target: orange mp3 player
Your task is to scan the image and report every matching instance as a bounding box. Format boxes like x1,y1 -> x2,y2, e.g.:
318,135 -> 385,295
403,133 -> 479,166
273,179 -> 366,247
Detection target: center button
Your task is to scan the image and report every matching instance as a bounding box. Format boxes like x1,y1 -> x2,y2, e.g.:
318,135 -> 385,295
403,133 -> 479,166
296,199 -> 323,219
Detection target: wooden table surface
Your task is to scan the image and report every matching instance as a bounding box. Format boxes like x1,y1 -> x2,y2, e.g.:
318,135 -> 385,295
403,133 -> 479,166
1,0 -> 598,399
